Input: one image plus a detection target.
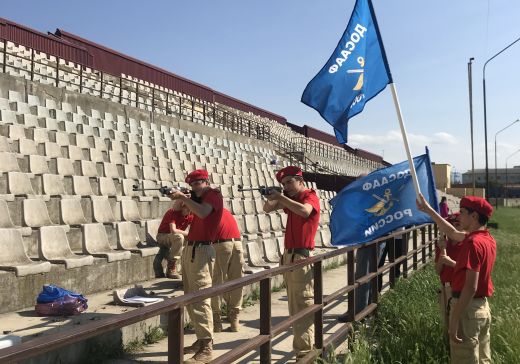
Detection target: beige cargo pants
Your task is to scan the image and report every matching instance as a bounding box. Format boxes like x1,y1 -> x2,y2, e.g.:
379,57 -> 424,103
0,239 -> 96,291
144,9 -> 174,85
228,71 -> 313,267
181,243 -> 215,340
156,232 -> 184,261
211,239 -> 244,313
281,251 -> 314,356
449,297 -> 491,364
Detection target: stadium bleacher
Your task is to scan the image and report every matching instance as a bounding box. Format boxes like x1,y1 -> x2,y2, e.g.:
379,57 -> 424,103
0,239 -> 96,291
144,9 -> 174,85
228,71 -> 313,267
0,19 -> 391,316
0,71 -> 344,312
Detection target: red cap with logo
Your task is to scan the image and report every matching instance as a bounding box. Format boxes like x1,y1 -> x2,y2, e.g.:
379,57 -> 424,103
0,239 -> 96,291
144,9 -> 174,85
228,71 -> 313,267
276,166 -> 303,183
459,196 -> 493,218
185,169 -> 209,184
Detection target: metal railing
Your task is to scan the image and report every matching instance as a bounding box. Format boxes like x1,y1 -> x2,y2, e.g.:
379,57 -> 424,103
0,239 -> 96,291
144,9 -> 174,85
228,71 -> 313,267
0,39 -> 270,143
0,224 -> 438,363
0,39 -> 383,172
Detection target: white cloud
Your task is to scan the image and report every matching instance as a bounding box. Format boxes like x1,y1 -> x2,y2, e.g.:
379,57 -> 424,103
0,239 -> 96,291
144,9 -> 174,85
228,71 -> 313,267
348,130 -> 458,148
347,130 -> 466,170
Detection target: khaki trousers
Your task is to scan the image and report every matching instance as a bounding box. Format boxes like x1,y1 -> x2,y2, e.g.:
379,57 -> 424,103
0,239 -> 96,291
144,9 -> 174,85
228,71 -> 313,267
281,251 -> 314,355
211,239 -> 244,313
438,284 -> 452,338
449,297 -> 492,364
156,233 -> 184,261
181,243 -> 215,340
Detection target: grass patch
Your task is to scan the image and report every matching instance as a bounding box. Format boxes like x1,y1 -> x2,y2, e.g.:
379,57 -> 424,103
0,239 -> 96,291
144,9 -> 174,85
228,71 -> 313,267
323,207 -> 520,363
242,286 -> 260,308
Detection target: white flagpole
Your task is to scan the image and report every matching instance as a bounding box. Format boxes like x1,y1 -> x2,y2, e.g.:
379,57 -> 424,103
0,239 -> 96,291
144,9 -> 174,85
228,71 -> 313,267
389,83 -> 422,198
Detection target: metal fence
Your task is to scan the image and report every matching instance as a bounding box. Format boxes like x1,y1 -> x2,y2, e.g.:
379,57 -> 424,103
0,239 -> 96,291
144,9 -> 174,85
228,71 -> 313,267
0,39 -> 384,172
0,224 -> 438,363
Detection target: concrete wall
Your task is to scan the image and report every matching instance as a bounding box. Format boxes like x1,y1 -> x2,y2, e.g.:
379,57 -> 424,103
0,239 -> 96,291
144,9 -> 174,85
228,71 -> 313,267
446,187 -> 485,198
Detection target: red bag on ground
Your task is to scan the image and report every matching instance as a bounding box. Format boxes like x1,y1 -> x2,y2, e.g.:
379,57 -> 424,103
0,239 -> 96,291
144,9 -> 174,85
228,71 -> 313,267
35,295 -> 88,316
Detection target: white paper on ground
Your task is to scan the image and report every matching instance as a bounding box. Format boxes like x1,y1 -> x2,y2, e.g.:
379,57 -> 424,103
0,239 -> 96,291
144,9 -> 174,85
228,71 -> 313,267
123,295 -> 163,303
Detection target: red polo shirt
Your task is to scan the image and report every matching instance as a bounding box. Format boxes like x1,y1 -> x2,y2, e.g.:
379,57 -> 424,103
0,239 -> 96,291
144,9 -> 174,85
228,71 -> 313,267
158,209 -> 193,233
283,189 -> 320,249
187,188 -> 223,241
451,230 -> 496,297
435,238 -> 463,284
215,208 -> 241,240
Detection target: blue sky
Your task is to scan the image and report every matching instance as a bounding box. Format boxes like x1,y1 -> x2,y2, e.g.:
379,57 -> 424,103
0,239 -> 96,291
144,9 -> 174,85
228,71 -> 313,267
3,1 -> 520,173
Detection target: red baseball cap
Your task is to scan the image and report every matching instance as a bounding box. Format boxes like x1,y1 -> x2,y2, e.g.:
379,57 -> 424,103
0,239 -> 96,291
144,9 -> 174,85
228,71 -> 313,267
276,166 -> 303,183
185,169 -> 209,184
460,196 -> 493,218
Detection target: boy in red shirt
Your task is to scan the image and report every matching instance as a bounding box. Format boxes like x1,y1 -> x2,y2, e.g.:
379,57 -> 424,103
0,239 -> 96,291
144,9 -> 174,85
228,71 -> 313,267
417,194 -> 496,363
155,200 -> 193,279
434,212 -> 462,338
263,166 -> 320,360
169,169 -> 223,364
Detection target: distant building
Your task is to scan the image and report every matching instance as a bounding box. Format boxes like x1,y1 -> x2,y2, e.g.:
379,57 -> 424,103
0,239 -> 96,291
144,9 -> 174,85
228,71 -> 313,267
462,166 -> 520,186
451,170 -> 462,185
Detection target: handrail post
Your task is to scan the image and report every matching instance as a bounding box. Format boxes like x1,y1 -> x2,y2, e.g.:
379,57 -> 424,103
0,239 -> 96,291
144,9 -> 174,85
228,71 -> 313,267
421,227 -> 426,265
347,250 -> 355,320
135,80 -> 139,108
2,39 -> 6,73
412,229 -> 418,271
428,225 -> 433,257
30,49 -> 34,81
119,76 -> 123,103
388,237 -> 396,288
371,242 -> 379,303
55,57 -> 60,87
152,87 -> 155,114
314,260 -> 324,358
100,71 -> 104,98
402,231 -> 409,278
168,307 -> 184,364
79,66 -> 83,93
259,278 -> 271,364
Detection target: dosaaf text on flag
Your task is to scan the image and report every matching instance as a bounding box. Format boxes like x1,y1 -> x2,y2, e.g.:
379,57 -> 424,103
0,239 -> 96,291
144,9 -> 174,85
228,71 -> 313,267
329,152 -> 438,246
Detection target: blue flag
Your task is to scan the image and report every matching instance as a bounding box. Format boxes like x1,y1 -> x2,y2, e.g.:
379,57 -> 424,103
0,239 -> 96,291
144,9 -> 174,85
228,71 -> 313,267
329,151 -> 438,246
301,0 -> 392,144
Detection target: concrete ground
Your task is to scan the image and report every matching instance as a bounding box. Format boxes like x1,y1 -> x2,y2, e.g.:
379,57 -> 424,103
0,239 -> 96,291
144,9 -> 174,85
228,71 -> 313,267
0,256 -> 402,364
110,264 -> 352,364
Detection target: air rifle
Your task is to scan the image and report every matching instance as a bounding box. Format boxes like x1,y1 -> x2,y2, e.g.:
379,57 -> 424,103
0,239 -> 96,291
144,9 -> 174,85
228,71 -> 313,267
238,185 -> 283,196
132,184 -> 190,196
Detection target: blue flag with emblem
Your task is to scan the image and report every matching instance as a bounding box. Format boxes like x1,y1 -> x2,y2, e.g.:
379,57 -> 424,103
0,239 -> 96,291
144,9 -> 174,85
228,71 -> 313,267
329,150 -> 438,246
301,0 -> 392,144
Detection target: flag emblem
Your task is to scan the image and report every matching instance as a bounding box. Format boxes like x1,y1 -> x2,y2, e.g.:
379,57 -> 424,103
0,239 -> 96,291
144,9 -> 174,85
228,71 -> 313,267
365,188 -> 398,216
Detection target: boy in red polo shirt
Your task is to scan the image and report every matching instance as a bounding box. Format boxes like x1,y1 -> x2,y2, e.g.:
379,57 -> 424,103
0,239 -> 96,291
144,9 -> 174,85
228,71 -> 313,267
417,194 -> 496,363
263,166 -> 320,360
434,212 -> 463,339
211,208 -> 244,333
169,169 -> 223,364
155,200 -> 193,279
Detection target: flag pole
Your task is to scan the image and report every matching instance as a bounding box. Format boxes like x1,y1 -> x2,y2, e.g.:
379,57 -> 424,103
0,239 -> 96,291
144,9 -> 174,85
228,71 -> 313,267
366,0 -> 422,198
389,83 -> 422,197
